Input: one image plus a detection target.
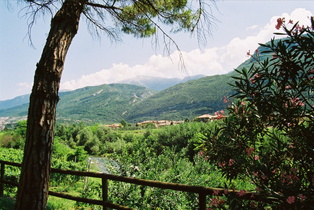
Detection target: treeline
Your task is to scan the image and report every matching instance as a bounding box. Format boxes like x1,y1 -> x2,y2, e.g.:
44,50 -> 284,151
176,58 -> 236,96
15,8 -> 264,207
1,120 -> 217,162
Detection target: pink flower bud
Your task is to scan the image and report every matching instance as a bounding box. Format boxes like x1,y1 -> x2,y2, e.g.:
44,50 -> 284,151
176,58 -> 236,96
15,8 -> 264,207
286,196 -> 295,204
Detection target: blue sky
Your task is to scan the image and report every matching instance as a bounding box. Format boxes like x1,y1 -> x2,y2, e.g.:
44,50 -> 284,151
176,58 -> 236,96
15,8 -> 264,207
1,0 -> 313,101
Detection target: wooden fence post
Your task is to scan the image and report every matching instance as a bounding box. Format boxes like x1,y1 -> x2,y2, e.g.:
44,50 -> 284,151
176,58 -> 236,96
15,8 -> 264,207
0,162 -> 4,196
102,176 -> 108,210
198,192 -> 206,210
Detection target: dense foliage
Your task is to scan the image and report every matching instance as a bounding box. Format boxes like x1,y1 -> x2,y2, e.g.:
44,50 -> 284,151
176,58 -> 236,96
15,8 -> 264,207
1,120 -> 256,209
0,121 -> 88,208
198,18 -> 314,208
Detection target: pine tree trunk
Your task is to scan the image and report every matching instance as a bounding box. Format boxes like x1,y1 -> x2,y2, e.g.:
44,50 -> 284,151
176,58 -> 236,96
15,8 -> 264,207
15,0 -> 87,209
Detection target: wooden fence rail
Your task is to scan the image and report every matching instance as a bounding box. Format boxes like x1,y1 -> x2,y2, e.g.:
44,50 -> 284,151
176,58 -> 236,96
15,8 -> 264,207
0,160 -> 276,210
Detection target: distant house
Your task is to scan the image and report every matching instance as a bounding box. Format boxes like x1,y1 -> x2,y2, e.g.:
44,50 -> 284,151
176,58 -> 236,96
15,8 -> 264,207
0,125 -> 5,131
136,120 -> 167,128
105,124 -> 121,129
172,120 -> 185,125
195,114 -> 225,122
136,120 -> 184,128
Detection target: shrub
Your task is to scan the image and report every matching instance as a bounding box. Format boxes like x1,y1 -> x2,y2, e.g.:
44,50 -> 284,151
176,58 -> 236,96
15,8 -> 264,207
199,17 -> 314,208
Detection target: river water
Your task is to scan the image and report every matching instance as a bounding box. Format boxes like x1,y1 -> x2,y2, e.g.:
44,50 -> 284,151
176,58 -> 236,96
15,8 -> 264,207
88,156 -> 121,174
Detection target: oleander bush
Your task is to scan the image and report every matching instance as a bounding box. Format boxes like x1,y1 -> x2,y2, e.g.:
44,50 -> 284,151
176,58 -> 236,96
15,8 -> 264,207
198,17 -> 314,208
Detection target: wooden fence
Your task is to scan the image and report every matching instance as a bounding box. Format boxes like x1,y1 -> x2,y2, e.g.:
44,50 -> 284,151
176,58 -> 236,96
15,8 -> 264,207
0,160 -> 276,210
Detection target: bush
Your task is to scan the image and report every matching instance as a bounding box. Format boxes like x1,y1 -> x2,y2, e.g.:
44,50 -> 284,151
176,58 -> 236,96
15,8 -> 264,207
199,17 -> 314,208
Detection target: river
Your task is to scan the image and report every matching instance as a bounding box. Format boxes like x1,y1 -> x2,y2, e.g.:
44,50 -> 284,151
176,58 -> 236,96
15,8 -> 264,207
88,156 -> 121,174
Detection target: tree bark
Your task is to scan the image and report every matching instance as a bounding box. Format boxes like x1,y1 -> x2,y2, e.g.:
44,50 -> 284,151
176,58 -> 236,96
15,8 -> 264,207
15,0 -> 87,209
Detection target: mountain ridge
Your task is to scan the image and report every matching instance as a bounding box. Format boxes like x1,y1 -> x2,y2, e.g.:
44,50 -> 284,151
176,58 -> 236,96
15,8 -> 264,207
0,74 -> 232,124
0,75 -> 205,110
119,74 -> 206,91
0,39 -> 275,124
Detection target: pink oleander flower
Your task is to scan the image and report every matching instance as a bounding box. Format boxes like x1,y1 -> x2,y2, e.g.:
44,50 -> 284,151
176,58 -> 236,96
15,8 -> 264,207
213,190 -> 220,196
228,159 -> 235,166
286,196 -> 295,204
223,96 -> 229,103
218,162 -> 226,167
275,17 -> 285,29
209,197 -> 224,207
246,147 -> 254,156
254,155 -> 259,160
296,24 -> 302,32
237,189 -> 246,197
250,73 -> 261,84
290,97 -> 304,107
214,110 -> 225,119
298,194 -> 306,199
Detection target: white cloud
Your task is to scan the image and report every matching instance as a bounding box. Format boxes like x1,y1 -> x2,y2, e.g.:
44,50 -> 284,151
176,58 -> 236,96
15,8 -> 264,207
246,25 -> 259,31
60,8 -> 313,91
289,8 -> 312,25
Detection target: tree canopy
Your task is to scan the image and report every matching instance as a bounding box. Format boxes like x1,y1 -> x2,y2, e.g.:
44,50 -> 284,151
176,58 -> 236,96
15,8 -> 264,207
22,0 -> 214,47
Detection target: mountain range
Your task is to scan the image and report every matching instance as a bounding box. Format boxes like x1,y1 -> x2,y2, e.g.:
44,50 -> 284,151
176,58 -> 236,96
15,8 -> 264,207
0,74 -> 232,124
0,42 -> 271,125
0,75 -> 205,111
